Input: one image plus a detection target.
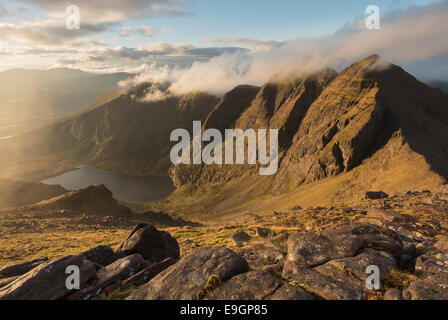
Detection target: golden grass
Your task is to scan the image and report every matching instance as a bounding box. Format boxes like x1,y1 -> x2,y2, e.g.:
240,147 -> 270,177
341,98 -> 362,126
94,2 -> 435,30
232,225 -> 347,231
0,229 -> 128,265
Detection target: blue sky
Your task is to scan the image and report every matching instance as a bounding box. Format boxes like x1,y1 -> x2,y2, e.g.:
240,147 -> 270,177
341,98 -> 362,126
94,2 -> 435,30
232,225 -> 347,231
0,0 -> 446,83
96,0 -> 442,47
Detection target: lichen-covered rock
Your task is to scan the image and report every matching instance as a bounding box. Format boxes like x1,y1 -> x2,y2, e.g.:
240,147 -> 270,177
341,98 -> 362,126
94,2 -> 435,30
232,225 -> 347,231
384,288 -> 402,300
286,231 -> 364,267
126,247 -> 249,300
282,263 -> 362,300
205,271 -> 314,300
79,246 -> 116,266
231,231 -> 251,247
0,255 -> 96,300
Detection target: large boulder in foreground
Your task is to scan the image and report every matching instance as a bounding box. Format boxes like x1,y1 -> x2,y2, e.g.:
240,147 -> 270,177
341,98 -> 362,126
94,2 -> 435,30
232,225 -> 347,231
403,238 -> 448,300
0,257 -> 49,279
127,247 -> 249,300
286,231 -> 364,267
205,271 -> 314,300
0,255 -> 96,300
96,254 -> 150,289
282,262 -> 362,300
115,223 -> 180,263
79,246 -> 116,266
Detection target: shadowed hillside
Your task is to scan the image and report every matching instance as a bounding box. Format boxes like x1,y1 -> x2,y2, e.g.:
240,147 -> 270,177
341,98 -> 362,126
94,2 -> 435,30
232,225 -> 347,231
0,83 -> 219,181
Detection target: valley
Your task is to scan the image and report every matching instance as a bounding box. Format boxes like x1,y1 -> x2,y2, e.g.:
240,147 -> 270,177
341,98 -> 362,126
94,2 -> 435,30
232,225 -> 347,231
0,54 -> 447,301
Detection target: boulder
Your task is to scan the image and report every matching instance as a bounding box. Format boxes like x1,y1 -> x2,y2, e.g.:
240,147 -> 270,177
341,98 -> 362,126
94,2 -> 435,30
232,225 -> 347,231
237,243 -> 285,270
0,255 -> 96,300
403,279 -> 448,300
434,238 -> 448,251
365,209 -> 399,222
313,263 -> 365,293
260,232 -> 290,253
399,254 -> 417,272
96,254 -> 150,289
79,246 -> 116,266
282,262 -> 362,300
180,239 -> 199,250
365,191 -> 389,200
126,247 -> 249,300
121,257 -> 177,288
319,248 -> 397,282
383,288 -> 402,300
402,242 -> 417,257
0,257 -> 49,279
64,253 -> 151,300
205,271 -> 314,300
231,231 -> 251,247
358,234 -> 402,258
0,276 -> 19,289
286,231 -> 364,267
115,223 -> 180,263
255,228 -> 276,238
351,224 -> 403,257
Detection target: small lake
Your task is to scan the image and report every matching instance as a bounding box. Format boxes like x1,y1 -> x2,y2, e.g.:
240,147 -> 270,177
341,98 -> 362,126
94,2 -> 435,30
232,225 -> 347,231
41,165 -> 175,204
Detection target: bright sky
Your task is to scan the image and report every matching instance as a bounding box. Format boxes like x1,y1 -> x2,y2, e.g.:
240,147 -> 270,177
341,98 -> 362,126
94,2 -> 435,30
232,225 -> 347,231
0,0 -> 446,82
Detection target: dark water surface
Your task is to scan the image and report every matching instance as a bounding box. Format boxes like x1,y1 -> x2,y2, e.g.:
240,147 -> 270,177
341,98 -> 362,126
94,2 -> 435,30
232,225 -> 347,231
42,165 -> 174,204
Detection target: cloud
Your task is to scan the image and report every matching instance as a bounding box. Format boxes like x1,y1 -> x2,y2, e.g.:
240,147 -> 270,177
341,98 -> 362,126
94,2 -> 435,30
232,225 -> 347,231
120,27 -> 132,37
48,42 -> 246,73
202,37 -> 281,53
0,19 -> 108,46
124,0 -> 448,96
20,0 -> 192,23
138,26 -> 173,37
1,1 -> 185,50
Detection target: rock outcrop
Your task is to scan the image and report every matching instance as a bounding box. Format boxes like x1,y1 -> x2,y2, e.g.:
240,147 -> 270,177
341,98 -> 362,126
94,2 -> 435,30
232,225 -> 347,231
127,247 -> 249,300
0,224 -> 180,301
29,184 -> 132,216
115,223 -> 180,262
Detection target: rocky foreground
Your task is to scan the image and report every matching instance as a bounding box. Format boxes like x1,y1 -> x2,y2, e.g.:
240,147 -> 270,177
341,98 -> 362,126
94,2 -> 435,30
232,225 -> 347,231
0,190 -> 448,300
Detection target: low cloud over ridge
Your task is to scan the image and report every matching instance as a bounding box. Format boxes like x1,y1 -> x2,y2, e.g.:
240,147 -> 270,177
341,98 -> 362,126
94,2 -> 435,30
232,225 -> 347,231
124,0 -> 448,97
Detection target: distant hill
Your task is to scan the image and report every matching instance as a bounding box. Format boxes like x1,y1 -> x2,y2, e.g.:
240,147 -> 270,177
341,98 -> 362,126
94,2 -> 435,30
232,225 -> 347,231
0,82 -> 219,180
0,68 -> 130,137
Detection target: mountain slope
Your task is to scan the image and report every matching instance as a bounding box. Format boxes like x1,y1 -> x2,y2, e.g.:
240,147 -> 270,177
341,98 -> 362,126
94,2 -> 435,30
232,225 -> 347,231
0,83 -> 219,180
0,68 -> 130,139
2,55 -> 447,218
170,68 -> 337,187
155,55 -> 448,219
273,55 -> 448,194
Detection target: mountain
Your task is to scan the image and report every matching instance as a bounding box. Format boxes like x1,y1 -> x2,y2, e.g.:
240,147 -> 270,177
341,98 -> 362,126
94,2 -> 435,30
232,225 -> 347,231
272,55 -> 448,195
0,83 -> 219,181
0,68 -> 130,138
170,68 -> 337,188
162,55 -> 448,218
1,55 -> 448,218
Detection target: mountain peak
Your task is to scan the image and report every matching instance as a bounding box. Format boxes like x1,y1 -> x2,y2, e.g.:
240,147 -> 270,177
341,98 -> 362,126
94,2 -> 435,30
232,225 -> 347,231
342,54 -> 392,77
